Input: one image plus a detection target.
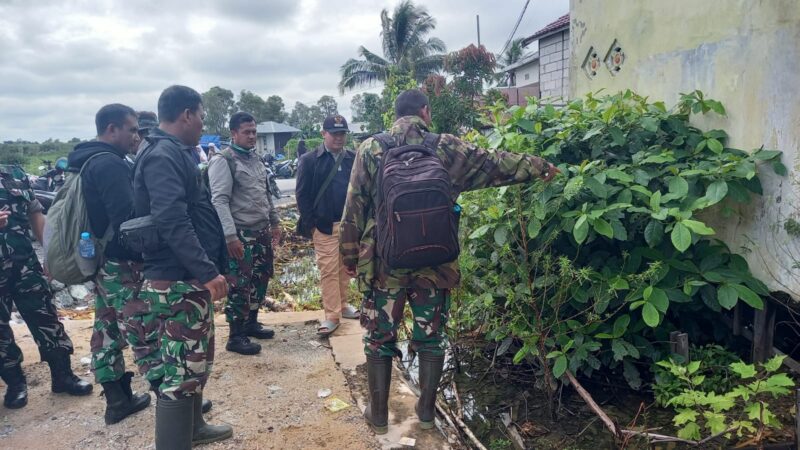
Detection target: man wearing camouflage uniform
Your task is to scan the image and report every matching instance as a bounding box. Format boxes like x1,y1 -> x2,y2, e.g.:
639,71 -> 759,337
68,104 -> 161,424
0,164 -> 93,409
133,85 -> 231,448
208,111 -> 280,356
340,89 -> 559,434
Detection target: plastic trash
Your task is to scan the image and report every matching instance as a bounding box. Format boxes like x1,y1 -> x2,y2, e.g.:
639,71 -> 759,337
78,232 -> 95,259
317,388 -> 332,398
323,397 -> 350,412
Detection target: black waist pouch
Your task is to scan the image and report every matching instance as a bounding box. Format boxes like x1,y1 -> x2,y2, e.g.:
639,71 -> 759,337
119,215 -> 161,254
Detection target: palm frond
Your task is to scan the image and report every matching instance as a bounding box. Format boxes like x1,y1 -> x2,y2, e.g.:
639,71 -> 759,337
338,58 -> 389,93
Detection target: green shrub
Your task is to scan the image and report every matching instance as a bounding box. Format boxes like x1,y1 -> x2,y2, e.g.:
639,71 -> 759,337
454,90 -> 783,398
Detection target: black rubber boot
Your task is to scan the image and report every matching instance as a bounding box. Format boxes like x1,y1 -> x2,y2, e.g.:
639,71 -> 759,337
225,320 -> 261,355
155,396 -> 193,450
1,365 -> 28,409
102,372 -> 151,425
44,351 -> 93,396
244,309 -> 275,339
192,394 -> 233,445
364,355 -> 392,435
416,353 -> 445,430
149,377 -> 211,413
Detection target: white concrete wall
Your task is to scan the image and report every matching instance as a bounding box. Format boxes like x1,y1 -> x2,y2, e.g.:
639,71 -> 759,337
513,60 -> 540,87
570,0 -> 800,299
539,30 -> 570,102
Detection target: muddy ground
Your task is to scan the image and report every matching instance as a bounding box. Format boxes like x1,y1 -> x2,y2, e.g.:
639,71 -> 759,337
0,314 -> 415,449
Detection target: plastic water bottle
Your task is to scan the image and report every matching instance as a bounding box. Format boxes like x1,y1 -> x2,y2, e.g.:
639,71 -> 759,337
79,232 -> 95,259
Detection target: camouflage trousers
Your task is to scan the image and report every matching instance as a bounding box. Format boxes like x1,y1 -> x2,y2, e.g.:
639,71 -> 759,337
0,254 -> 74,370
360,287 -> 451,358
90,259 -> 163,384
224,228 -> 274,323
139,280 -> 215,400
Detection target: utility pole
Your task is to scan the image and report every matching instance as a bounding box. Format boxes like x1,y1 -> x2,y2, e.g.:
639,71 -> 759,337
476,15 -> 481,47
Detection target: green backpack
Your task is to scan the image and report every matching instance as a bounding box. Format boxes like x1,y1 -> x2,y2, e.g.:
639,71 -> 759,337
45,152 -> 114,285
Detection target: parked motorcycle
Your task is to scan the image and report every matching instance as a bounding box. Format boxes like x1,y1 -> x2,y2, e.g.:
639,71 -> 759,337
31,158 -> 67,192
260,154 -> 282,200
274,158 -> 296,179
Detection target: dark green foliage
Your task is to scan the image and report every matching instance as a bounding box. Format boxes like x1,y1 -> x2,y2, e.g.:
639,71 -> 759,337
454,91 -> 784,391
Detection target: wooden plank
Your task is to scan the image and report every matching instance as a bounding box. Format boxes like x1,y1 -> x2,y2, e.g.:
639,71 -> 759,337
753,301 -> 777,363
676,333 -> 689,361
733,304 -> 742,336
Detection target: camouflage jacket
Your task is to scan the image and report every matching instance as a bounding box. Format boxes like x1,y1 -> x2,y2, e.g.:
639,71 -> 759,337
339,115 -> 548,291
0,164 -> 43,261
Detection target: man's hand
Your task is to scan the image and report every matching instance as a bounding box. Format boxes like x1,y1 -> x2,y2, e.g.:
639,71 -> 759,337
227,239 -> 245,260
345,266 -> 357,278
271,228 -> 281,248
0,209 -> 9,229
204,275 -> 228,301
541,162 -> 561,183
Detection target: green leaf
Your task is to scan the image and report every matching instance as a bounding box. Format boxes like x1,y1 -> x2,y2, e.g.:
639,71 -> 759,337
668,177 -> 689,198
762,355 -> 786,373
592,218 -> 614,238
469,224 -> 490,239
754,149 -> 782,161
585,176 -> 608,198
671,222 -> 692,252
573,215 -> 589,244
642,303 -> 660,327
552,355 -> 568,378
705,180 -> 729,206
611,339 -> 628,361
610,277 -> 630,290
674,409 -> 698,426
648,287 -> 669,313
527,218 -> 542,239
512,345 -> 529,364
644,220 -> 664,247
731,284 -> 764,309
773,160 -> 788,176
650,190 -> 662,211
682,219 -> 715,235
606,169 -> 633,183
493,226 -> 509,246
730,361 -> 757,379
717,284 -> 738,309
677,422 -> 701,440
707,138 -> 724,153
613,315 -> 631,336
641,117 -> 659,132
609,127 -> 626,146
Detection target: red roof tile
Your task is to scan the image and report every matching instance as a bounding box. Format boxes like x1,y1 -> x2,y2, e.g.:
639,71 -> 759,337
523,13 -> 569,45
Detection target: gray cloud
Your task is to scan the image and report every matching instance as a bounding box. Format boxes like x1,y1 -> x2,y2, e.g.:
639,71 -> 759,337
0,0 -> 568,141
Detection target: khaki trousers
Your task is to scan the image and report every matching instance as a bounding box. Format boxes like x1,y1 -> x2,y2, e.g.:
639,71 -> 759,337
313,223 -> 351,321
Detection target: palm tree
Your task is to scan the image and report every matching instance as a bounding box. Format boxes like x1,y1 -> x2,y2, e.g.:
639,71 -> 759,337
338,0 -> 446,93
495,38 -> 526,87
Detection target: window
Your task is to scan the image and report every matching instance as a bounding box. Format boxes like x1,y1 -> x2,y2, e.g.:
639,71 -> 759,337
524,73 -> 530,80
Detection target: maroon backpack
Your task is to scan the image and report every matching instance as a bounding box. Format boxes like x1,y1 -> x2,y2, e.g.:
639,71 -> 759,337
373,132 -> 460,269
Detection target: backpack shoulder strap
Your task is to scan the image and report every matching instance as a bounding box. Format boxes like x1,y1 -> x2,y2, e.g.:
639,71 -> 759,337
220,148 -> 237,181
421,132 -> 441,151
372,133 -> 396,153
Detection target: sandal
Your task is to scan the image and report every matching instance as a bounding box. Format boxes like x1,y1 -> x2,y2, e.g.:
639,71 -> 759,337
341,305 -> 360,320
317,320 -> 340,337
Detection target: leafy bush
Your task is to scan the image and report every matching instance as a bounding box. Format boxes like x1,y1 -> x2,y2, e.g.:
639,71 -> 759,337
454,90 -> 783,398
652,344 -> 740,407
657,355 -> 794,442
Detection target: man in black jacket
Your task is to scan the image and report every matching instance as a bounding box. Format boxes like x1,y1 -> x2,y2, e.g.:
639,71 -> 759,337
133,85 -> 231,448
296,115 -> 359,337
68,104 -> 152,425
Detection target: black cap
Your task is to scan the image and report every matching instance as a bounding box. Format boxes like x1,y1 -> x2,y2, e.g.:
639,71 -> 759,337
322,114 -> 349,133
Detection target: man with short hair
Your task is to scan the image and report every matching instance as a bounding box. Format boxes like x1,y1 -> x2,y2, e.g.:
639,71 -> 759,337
133,111 -> 158,164
0,164 -> 93,410
340,89 -> 559,434
68,104 -> 153,424
296,115 -> 359,337
208,111 -> 280,355
133,85 -> 231,448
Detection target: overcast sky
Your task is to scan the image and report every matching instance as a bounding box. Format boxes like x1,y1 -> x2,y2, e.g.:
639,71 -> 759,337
0,0 -> 568,142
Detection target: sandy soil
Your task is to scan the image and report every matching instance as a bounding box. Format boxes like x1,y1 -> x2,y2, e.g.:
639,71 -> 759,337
0,316 -> 380,450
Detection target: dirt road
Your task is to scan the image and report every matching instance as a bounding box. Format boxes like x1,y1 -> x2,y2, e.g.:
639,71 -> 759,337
1,313 -> 381,450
